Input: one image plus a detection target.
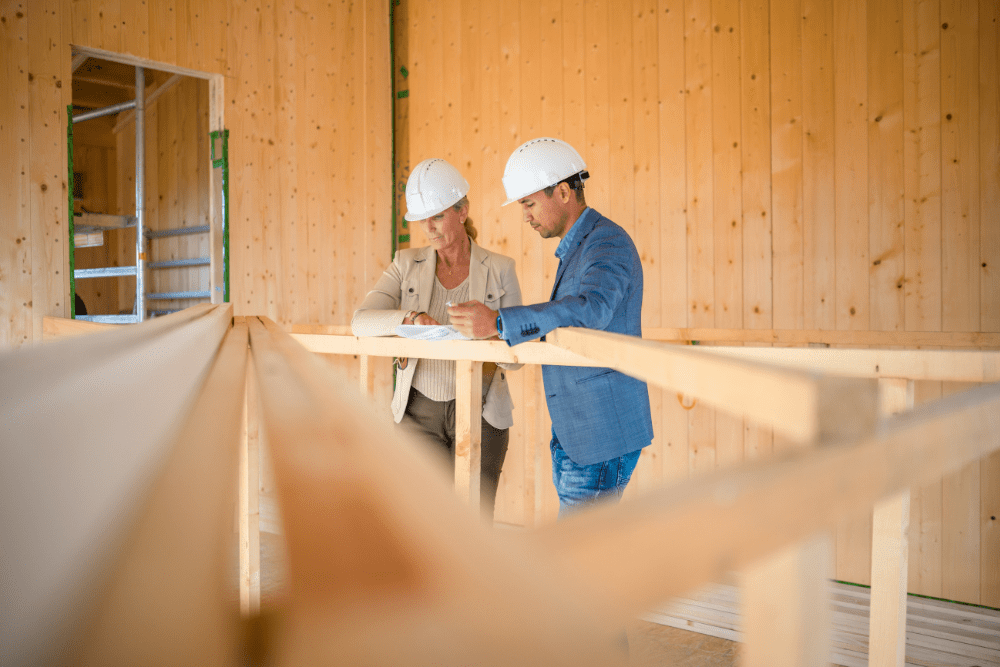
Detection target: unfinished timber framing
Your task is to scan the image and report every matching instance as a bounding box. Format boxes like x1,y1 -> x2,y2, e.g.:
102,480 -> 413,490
9,311 -> 1000,666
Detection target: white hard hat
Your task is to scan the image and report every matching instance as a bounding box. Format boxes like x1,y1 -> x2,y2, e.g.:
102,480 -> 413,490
403,158 -> 470,222
501,137 -> 589,206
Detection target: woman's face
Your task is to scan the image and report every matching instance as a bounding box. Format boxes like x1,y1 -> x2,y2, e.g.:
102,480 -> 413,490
417,203 -> 468,252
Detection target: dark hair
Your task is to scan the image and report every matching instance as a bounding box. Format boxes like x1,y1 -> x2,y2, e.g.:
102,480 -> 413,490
453,196 -> 477,241
542,172 -> 587,204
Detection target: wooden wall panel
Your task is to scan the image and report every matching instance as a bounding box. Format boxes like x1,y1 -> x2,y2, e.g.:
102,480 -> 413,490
1,0 -> 34,347
4,0 -> 387,343
28,0 -> 72,339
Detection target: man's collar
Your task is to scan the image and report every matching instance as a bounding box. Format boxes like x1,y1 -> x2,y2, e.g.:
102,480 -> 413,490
555,207 -> 594,259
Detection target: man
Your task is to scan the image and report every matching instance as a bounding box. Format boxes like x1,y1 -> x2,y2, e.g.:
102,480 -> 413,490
449,137 -> 653,516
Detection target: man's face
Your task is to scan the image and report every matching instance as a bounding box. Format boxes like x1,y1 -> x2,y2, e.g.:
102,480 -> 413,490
518,185 -> 571,239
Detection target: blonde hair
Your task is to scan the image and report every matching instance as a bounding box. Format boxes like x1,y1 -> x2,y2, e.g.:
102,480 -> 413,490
454,195 -> 477,241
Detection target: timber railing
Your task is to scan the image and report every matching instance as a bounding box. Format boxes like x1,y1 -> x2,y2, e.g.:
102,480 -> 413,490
4,306 -> 998,666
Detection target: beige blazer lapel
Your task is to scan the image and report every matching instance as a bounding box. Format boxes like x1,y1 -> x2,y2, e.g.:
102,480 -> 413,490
413,245 -> 436,313
468,240 -> 490,302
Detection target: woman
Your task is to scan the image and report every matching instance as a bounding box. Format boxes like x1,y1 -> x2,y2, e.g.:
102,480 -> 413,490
351,158 -> 522,520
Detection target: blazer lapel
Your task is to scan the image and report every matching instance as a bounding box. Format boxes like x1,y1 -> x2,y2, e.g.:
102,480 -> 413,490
469,240 -> 489,301
415,245 -> 436,312
550,209 -> 596,299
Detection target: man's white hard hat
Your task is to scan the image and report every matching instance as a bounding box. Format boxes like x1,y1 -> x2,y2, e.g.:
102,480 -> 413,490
501,137 -> 589,206
403,158 -> 470,222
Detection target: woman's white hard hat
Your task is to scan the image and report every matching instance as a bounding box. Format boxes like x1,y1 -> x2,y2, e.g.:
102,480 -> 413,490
501,137 -> 588,206
403,158 -> 470,222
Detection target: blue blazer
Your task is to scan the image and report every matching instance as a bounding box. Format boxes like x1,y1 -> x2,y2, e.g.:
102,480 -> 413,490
499,208 -> 653,465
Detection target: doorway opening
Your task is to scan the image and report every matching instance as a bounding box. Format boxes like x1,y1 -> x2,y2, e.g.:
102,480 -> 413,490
69,47 -> 228,323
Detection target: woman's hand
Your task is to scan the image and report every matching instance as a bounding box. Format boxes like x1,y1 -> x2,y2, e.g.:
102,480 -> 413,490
403,311 -> 441,326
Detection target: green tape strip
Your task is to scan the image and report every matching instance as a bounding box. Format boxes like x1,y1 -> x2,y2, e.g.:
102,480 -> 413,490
210,129 -> 231,303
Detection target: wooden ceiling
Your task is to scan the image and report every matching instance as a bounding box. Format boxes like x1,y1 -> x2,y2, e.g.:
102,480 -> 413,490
71,54 -> 170,113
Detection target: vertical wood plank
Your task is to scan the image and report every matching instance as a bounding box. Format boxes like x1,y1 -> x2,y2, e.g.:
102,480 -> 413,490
148,0 -> 176,66
868,377 -> 914,667
868,0 -> 905,333
770,0 -> 803,331
980,0 -> 999,334
941,0 -> 981,334
0,0 -> 32,349
120,0 -> 149,60
800,0 -> 835,331
608,0 -> 635,239
275,3 -> 301,323
712,0 -> 741,331
740,0 -> 771,332
29,0 -> 71,339
260,0 -> 279,322
584,0 -> 609,213
658,0 -> 687,330
684,0 -> 713,329
834,0 -> 869,331
92,0 -> 121,53
365,0 -> 391,313
903,0 -> 942,333
71,0 -> 92,46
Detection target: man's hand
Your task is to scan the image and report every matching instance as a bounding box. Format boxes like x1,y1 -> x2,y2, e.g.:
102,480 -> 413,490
448,300 -> 499,340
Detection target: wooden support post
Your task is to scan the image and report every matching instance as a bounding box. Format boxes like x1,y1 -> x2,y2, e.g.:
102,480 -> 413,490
868,378 -> 914,666
455,359 -> 482,513
359,353 -> 374,398
739,374 -> 876,666
741,534 -> 834,667
239,346 -> 261,615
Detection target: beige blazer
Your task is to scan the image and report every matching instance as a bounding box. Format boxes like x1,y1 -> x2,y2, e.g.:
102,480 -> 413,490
351,240 -> 523,429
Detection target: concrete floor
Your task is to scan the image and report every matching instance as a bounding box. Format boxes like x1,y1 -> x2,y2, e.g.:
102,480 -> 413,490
251,532 -> 739,666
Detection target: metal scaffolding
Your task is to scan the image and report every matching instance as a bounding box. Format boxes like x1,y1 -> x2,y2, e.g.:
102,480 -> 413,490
69,63 -> 222,323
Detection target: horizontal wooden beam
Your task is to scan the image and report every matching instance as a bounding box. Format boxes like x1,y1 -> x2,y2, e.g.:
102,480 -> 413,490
519,379 -> 1000,619
43,315 -> 115,340
1,304 -> 231,666
291,333 -> 600,368
643,327 -> 1000,348
71,317 -> 247,666
546,328 -> 877,443
698,346 -> 1000,382
292,329 -> 998,384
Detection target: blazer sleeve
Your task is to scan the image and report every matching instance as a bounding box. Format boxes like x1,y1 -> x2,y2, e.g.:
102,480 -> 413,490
351,253 -> 409,336
499,225 -> 633,346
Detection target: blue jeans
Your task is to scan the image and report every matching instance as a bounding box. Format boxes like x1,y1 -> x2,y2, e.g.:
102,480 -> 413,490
550,429 -> 642,518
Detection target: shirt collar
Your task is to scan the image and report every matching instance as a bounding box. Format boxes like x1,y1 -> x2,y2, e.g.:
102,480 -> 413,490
555,207 -> 593,259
